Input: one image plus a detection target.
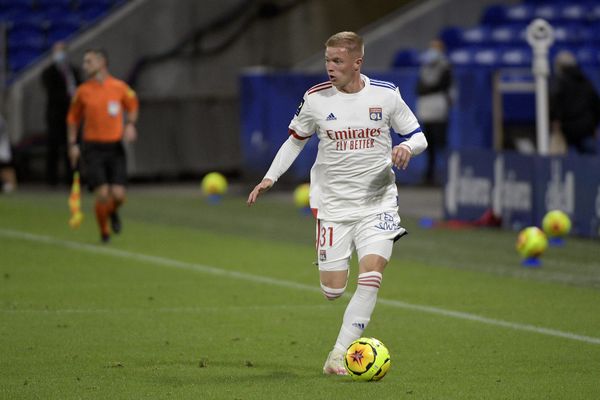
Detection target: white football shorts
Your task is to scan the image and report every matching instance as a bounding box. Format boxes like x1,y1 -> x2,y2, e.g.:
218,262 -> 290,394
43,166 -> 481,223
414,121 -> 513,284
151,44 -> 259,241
315,209 -> 406,272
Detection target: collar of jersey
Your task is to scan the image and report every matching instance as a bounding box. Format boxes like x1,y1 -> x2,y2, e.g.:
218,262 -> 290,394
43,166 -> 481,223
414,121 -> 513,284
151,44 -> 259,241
333,74 -> 369,97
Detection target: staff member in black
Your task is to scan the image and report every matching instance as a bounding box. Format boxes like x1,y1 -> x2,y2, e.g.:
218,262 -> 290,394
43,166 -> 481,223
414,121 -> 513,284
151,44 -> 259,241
41,41 -> 80,186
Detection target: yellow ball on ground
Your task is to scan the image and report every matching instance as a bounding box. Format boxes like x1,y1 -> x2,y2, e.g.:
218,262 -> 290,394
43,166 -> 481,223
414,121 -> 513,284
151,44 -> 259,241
293,183 -> 310,208
516,226 -> 548,259
542,210 -> 571,238
344,337 -> 391,381
201,172 -> 228,196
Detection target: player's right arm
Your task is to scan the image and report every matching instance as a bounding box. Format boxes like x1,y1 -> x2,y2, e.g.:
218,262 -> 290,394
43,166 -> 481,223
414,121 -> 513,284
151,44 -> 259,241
66,88 -> 83,167
247,178 -> 274,205
246,134 -> 308,206
247,91 -> 315,206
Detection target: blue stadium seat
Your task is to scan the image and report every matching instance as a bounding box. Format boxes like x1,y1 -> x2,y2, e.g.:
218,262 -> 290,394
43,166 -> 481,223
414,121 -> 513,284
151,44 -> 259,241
522,0 -> 563,3
0,0 -> 33,8
78,6 -> 109,23
448,47 -> 502,67
0,3 -> 33,24
504,4 -> 534,23
576,46 -> 600,66
391,48 -> 420,68
48,13 -> 81,27
578,25 -> 594,43
500,47 -> 532,67
36,0 -> 73,9
533,4 -> 559,21
431,2 -> 600,73
481,5 -> 507,25
43,5 -> 76,23
439,26 -> 463,50
559,4 -> 587,23
590,4 -> 600,22
472,47 -> 500,67
460,26 -> 490,46
78,0 -> 113,8
588,23 -> 600,43
448,48 -> 474,66
2,10 -> 45,27
46,19 -> 81,43
8,47 -> 43,72
552,25 -> 582,45
7,21 -> 45,47
490,24 -> 526,46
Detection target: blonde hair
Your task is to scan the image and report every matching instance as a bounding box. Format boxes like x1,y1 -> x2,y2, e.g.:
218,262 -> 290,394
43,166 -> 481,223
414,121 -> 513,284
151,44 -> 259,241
325,31 -> 364,58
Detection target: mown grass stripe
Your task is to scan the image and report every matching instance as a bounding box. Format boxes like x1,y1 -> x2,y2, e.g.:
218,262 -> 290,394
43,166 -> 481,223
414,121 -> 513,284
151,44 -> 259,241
2,228 -> 599,345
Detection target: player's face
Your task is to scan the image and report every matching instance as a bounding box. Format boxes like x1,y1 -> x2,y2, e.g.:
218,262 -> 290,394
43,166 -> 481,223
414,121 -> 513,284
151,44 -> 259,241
325,46 -> 361,90
82,53 -> 105,77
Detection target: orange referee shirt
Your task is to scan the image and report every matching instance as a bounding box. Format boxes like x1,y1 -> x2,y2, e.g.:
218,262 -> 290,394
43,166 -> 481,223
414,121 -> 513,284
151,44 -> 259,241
67,75 -> 139,143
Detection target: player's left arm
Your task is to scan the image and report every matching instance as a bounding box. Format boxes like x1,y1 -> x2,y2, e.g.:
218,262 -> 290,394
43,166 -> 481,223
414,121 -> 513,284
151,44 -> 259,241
122,84 -> 139,142
390,88 -> 428,170
123,109 -> 138,142
392,129 -> 427,170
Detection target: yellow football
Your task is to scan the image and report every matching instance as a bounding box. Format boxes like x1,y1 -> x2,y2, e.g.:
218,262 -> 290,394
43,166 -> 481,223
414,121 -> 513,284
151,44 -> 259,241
201,172 -> 228,196
516,226 -> 548,259
542,210 -> 571,238
293,183 -> 310,208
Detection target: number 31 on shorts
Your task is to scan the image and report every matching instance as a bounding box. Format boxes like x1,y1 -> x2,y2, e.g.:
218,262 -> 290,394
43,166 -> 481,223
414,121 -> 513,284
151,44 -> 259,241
318,225 -> 333,247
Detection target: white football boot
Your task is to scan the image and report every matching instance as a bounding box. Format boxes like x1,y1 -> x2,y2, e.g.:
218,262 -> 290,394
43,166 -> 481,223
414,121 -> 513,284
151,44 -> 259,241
322,349 -> 349,375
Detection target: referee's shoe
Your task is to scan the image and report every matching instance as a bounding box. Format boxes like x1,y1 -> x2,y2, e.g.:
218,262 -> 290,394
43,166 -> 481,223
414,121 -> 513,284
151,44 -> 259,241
110,211 -> 122,234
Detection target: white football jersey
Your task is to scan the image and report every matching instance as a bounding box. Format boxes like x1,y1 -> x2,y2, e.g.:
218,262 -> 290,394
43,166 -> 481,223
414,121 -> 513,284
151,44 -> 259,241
289,74 -> 422,222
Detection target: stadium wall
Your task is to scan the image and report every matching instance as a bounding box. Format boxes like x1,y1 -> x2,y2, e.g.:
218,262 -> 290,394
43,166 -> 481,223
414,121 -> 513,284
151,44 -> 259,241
296,0 -> 520,71
5,0 -> 423,179
444,149 -> 600,239
5,0 -> 249,178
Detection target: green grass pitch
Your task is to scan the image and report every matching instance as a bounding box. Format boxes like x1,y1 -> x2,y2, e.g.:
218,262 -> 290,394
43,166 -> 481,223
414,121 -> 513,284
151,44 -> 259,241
1,186 -> 599,399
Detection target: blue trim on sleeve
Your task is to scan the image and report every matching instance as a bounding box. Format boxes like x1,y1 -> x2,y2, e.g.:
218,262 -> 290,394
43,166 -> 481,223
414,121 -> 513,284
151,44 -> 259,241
398,127 -> 423,138
370,79 -> 397,90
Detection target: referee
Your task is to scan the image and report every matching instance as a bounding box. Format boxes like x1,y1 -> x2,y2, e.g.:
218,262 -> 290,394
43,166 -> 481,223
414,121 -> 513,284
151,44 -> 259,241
67,49 -> 139,243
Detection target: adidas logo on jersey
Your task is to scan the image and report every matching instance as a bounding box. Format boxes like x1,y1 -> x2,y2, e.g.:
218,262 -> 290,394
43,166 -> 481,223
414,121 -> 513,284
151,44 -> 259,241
326,113 -> 337,121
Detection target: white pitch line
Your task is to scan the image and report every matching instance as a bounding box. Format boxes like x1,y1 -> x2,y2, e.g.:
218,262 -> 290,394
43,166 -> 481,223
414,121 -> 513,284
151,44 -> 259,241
2,228 -> 600,346
1,304 -> 338,315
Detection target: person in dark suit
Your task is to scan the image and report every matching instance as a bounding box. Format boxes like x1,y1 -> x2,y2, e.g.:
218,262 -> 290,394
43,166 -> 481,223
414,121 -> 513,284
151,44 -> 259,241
41,41 -> 81,186
550,50 -> 600,155
416,39 -> 453,185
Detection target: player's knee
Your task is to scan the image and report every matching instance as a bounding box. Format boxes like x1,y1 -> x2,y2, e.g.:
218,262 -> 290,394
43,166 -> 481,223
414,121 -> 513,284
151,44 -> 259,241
320,283 -> 346,301
95,185 -> 110,201
110,187 -> 126,202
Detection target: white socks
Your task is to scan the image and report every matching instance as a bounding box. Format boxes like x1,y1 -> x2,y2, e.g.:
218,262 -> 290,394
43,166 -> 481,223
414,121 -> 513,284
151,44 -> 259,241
333,271 -> 382,353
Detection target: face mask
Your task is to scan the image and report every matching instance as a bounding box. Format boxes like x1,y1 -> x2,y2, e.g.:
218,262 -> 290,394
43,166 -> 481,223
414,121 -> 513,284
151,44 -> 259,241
53,51 -> 66,64
421,49 -> 442,64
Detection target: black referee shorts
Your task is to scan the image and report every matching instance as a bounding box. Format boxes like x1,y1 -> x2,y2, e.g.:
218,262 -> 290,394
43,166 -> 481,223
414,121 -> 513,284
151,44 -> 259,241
82,141 -> 127,191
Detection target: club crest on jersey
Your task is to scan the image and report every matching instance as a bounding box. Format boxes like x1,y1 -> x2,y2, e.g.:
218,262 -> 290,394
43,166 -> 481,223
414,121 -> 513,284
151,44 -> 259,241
319,249 -> 327,262
369,107 -> 382,121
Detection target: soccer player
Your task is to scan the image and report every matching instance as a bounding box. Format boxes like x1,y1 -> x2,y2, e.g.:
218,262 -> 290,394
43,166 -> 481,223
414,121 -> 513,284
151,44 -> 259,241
247,31 -> 427,375
67,49 -> 139,243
